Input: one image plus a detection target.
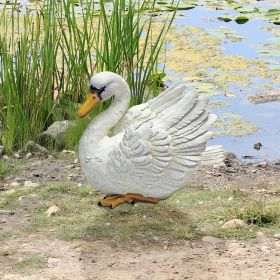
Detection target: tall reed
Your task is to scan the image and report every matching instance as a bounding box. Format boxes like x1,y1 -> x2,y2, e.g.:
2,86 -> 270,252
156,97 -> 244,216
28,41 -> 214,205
0,0 -> 176,151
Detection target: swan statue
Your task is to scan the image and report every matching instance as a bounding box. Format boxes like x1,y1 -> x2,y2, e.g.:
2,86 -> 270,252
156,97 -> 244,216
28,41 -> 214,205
78,71 -> 224,208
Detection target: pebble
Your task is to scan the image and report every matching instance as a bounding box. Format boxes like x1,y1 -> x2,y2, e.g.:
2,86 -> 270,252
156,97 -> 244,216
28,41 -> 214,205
46,205 -> 60,217
24,181 -> 39,188
257,231 -> 265,237
213,162 -> 226,169
9,181 -> 20,187
25,152 -> 32,159
253,161 -> 268,169
13,153 -> 21,159
62,150 -> 75,154
222,219 -> 247,229
2,155 -> 9,160
273,233 -> 280,240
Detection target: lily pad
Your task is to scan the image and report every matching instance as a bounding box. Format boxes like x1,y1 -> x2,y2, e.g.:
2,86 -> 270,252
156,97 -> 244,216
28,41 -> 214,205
235,16 -> 249,24
218,15 -> 232,23
166,5 -> 196,11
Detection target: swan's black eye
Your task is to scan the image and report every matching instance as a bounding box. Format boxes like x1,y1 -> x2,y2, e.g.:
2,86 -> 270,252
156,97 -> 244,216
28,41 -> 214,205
90,85 -> 98,92
89,85 -> 106,99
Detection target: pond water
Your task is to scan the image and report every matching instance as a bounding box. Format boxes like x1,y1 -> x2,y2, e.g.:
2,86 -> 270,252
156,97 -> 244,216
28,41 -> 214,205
1,1 -> 279,161
173,6 -> 280,162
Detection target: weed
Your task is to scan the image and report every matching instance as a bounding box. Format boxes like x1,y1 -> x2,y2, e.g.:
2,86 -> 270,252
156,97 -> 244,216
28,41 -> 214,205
0,160 -> 8,175
14,254 -> 47,270
232,201 -> 279,225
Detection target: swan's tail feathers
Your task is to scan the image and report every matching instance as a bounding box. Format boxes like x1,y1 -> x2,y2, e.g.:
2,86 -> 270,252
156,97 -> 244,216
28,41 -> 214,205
200,145 -> 225,166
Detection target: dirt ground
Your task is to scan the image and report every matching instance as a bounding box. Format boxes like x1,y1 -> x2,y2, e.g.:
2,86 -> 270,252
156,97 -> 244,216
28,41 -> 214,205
1,152 -> 280,280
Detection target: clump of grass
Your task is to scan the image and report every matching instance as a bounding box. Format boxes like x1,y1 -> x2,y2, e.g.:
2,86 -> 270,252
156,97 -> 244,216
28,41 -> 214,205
232,201 -> 279,225
0,231 -> 13,241
14,254 -> 47,270
0,160 -> 8,175
230,187 -> 247,198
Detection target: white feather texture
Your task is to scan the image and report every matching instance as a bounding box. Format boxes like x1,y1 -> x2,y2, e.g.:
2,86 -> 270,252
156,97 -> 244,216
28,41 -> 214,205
79,72 -> 223,199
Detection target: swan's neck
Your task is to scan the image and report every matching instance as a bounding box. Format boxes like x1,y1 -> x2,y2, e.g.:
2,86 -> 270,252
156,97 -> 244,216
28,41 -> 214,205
81,85 -> 130,147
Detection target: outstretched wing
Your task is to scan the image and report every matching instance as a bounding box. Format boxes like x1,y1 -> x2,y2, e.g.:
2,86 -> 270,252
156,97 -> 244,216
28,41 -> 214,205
108,85 -> 218,196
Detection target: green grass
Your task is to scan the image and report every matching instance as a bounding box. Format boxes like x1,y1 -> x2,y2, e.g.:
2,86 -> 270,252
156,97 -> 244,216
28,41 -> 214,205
14,254 -> 47,270
230,200 -> 280,225
2,181 -> 279,244
0,0 -> 176,151
0,231 -> 14,241
0,160 -> 8,175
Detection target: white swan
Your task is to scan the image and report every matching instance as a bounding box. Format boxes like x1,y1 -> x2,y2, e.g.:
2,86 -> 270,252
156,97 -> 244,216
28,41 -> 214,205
78,71 -> 223,208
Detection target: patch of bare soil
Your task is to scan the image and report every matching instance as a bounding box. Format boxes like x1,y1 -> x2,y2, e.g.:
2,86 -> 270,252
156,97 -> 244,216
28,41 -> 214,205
2,235 -> 280,280
1,153 -> 280,279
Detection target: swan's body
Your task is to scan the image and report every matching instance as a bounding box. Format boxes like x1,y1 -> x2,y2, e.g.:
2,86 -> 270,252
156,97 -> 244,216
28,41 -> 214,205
78,72 -> 223,201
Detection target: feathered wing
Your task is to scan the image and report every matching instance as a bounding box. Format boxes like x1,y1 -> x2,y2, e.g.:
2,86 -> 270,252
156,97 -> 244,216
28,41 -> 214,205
108,85 -> 223,198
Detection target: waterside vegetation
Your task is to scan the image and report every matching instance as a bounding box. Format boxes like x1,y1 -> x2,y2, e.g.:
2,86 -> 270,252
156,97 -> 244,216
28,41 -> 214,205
0,0 -> 175,152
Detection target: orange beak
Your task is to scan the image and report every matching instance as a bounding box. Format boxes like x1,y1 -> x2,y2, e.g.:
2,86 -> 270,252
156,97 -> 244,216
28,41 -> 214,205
77,92 -> 101,118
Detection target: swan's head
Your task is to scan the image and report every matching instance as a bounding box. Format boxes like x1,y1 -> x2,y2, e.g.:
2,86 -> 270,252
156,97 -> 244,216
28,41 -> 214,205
77,71 -> 129,118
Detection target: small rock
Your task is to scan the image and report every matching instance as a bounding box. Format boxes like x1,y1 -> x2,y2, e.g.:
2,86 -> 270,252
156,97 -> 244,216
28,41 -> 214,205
62,149 -> 75,154
224,152 -> 236,160
2,155 -> 9,160
9,182 -> 20,188
25,152 -> 32,159
253,161 -> 268,169
24,141 -> 48,158
13,153 -> 21,159
253,142 -> 262,150
222,219 -> 246,229
273,233 -> 280,240
73,158 -> 79,164
202,236 -> 223,245
257,231 -> 265,237
39,120 -> 75,149
213,162 -> 226,169
24,181 -> 39,188
46,205 -> 60,217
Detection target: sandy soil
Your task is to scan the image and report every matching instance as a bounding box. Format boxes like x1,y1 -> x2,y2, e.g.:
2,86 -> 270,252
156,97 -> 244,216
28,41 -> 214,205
1,153 -> 280,280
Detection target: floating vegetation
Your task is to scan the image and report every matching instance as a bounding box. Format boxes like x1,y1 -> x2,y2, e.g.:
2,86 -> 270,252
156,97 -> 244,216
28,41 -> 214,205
213,113 -> 260,137
248,90 -> 280,104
